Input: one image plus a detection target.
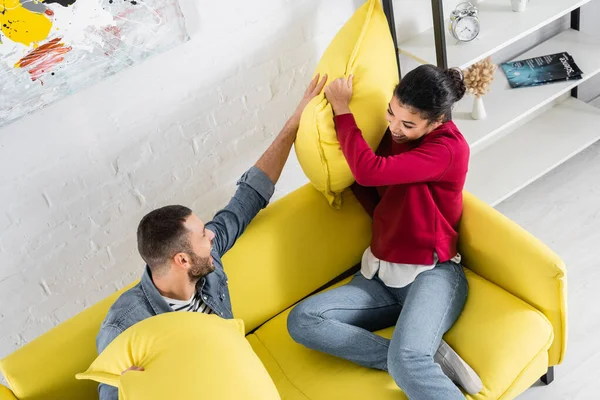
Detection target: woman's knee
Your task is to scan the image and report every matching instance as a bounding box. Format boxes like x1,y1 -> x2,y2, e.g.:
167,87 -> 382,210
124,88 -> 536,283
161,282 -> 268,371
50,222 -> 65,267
287,299 -> 323,345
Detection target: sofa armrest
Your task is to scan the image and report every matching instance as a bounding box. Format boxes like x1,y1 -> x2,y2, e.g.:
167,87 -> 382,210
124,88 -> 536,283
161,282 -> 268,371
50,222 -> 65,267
458,192 -> 567,366
0,385 -> 17,400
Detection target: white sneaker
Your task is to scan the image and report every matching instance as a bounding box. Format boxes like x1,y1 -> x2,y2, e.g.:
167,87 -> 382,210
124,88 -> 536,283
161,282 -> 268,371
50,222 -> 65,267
435,340 -> 483,395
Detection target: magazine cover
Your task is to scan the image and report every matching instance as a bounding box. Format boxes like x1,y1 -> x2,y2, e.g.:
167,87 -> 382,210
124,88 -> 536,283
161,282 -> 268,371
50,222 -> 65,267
501,52 -> 583,88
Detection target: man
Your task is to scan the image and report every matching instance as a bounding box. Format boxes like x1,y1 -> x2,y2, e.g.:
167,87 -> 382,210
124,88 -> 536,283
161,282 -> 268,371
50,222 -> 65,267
96,74 -> 328,400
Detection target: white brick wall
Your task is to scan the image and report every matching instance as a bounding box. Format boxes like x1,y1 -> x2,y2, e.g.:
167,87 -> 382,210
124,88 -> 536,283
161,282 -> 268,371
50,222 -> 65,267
0,0 -> 359,375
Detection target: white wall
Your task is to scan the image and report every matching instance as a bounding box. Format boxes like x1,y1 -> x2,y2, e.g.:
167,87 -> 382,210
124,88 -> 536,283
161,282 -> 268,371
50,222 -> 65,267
0,0 -> 599,382
0,0 -> 360,365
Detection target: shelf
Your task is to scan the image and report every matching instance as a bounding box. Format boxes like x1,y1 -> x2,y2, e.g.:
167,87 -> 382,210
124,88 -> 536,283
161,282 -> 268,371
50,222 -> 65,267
465,97 -> 600,206
398,0 -> 590,69
455,29 -> 600,152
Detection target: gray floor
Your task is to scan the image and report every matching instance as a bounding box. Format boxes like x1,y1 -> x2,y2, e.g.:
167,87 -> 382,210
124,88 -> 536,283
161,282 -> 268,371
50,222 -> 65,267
498,141 -> 600,400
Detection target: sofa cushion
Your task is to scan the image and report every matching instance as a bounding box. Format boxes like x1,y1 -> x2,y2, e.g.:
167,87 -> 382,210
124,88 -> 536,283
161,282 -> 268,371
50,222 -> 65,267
294,0 -> 398,208
76,312 -> 280,400
247,269 -> 554,399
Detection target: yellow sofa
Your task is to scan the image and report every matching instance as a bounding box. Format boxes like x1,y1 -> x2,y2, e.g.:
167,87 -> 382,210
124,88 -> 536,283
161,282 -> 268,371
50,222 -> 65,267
0,185 -> 566,400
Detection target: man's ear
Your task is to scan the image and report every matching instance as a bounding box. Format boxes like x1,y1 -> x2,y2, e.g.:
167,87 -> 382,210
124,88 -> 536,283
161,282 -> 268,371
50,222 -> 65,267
172,252 -> 190,270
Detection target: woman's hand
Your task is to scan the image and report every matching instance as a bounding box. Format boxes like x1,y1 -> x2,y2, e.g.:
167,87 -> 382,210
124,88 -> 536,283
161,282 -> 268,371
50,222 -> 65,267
292,73 -> 328,122
324,75 -> 354,115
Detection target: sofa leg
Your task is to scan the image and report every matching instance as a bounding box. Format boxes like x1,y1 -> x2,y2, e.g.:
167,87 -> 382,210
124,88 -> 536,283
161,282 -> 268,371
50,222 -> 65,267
541,367 -> 554,385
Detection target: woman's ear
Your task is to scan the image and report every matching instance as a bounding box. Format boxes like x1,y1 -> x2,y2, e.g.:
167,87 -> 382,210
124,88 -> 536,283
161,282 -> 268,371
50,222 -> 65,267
428,117 -> 444,129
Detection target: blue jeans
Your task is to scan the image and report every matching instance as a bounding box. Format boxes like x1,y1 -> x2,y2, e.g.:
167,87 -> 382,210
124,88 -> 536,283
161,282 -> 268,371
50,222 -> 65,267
287,261 -> 468,400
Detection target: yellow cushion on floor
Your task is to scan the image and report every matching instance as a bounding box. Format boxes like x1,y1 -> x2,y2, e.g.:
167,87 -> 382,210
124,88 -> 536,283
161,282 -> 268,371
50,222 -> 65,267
294,0 -> 398,208
76,313 -> 280,400
248,269 -> 554,400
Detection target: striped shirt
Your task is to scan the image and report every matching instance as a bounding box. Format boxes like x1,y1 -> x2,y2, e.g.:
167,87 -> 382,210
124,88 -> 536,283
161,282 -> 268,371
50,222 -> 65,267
163,292 -> 213,314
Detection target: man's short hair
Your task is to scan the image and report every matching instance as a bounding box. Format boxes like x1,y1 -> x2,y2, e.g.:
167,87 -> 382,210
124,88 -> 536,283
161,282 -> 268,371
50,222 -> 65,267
137,205 -> 193,274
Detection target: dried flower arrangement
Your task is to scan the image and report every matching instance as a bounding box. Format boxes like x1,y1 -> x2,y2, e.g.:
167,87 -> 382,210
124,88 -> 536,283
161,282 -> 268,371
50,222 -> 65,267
462,57 -> 498,119
463,57 -> 497,98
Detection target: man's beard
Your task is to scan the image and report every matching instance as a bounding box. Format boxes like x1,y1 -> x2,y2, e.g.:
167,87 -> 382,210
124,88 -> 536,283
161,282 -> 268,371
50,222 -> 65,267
187,252 -> 215,283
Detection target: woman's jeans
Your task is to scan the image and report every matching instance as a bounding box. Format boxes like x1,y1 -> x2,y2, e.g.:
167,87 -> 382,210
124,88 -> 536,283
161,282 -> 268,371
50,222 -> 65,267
287,261 -> 468,400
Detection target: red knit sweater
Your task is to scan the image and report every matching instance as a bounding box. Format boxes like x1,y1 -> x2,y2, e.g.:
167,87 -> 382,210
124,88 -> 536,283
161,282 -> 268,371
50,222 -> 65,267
335,113 -> 470,264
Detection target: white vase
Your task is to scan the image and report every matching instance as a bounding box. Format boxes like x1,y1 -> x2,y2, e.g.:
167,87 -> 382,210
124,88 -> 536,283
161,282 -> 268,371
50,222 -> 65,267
511,0 -> 529,12
472,96 -> 487,120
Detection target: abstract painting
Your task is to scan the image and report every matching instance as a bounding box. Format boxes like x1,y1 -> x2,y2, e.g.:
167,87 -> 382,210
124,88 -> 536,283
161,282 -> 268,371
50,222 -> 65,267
0,0 -> 189,128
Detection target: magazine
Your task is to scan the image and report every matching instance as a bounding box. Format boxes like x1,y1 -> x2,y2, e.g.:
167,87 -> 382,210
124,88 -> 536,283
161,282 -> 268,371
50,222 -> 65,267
501,52 -> 583,88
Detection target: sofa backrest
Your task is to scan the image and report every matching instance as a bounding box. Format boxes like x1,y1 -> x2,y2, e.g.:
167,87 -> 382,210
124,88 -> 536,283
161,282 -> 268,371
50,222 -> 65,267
223,184 -> 372,333
0,184 -> 371,399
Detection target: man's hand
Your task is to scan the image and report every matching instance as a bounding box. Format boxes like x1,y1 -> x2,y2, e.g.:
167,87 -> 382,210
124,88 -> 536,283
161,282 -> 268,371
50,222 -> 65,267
121,366 -> 144,375
292,73 -> 328,123
324,75 -> 353,116
255,74 -> 328,185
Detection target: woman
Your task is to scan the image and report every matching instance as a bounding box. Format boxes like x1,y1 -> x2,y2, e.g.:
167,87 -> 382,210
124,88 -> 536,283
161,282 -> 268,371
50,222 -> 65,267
288,65 -> 481,399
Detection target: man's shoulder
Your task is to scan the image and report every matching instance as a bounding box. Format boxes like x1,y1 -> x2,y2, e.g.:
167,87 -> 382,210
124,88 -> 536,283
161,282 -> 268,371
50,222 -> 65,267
100,283 -> 153,334
96,285 -> 151,400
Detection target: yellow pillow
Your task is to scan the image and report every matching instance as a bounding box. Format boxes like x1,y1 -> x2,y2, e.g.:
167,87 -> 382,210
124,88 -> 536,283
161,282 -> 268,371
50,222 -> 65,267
295,0 -> 399,208
76,313 -> 280,400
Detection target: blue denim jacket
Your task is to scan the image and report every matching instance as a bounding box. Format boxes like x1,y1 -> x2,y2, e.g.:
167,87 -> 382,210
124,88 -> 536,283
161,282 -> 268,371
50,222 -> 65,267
96,167 -> 274,400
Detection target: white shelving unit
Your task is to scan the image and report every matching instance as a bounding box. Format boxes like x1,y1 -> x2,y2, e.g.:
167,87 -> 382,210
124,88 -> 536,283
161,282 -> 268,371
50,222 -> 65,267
455,29 -> 600,152
465,98 -> 600,205
399,0 -> 590,69
393,0 -> 600,206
